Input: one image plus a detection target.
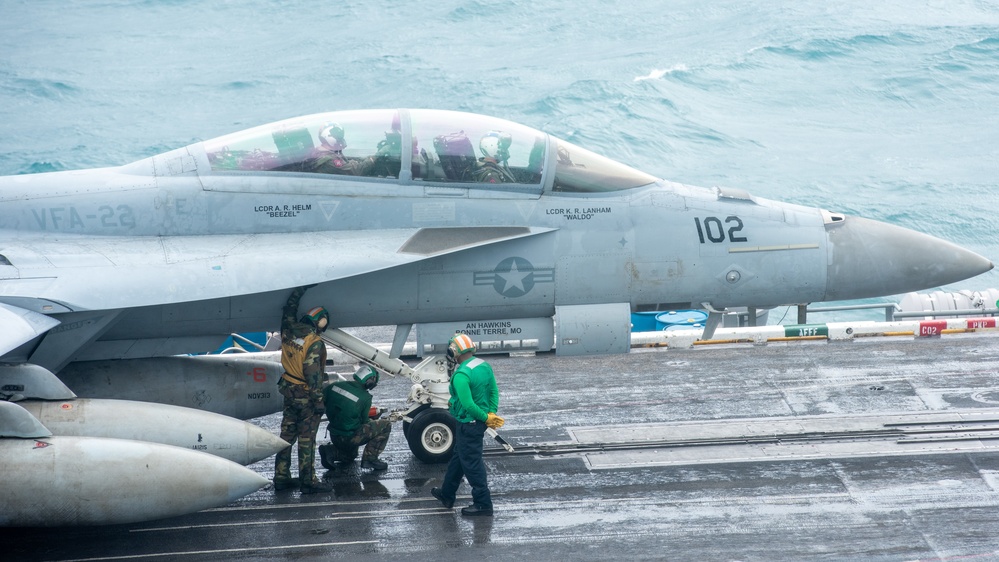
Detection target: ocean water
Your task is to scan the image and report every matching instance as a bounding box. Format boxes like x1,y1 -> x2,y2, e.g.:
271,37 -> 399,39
1,0 -> 997,319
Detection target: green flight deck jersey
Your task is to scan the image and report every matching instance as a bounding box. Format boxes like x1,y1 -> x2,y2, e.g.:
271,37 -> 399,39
448,357 -> 499,423
324,380 -> 373,437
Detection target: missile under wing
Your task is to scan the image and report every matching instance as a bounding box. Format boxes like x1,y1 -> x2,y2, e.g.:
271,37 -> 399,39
0,401 -> 270,527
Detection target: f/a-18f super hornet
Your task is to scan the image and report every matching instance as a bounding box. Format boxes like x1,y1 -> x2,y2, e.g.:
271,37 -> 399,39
0,109 -> 992,526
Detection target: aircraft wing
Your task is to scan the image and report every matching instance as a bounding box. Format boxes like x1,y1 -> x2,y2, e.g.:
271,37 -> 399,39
0,226 -> 554,313
0,303 -> 61,356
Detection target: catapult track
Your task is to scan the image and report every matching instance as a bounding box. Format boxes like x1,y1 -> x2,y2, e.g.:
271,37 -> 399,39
484,410 -> 999,467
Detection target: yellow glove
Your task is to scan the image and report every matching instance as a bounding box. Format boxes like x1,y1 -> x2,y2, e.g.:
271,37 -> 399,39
485,412 -> 505,429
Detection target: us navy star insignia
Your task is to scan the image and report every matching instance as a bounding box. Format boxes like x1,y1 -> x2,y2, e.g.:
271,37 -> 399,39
473,257 -> 554,298
497,260 -> 531,293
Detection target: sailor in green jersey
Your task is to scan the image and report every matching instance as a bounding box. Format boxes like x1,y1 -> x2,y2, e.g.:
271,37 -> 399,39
431,334 -> 505,516
319,366 -> 392,471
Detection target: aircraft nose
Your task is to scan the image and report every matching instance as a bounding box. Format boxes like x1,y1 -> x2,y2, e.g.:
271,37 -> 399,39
823,215 -> 993,301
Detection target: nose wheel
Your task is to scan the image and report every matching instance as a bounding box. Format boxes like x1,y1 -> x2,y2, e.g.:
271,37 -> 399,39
405,408 -> 456,463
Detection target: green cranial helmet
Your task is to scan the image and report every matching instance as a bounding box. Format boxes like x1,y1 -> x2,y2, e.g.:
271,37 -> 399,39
301,306 -> 330,332
353,366 -> 379,390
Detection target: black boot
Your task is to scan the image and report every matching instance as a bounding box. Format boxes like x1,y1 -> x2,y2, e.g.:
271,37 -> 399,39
300,479 -> 333,494
361,458 -> 388,471
431,487 -> 454,509
273,476 -> 299,491
318,444 -> 335,470
461,504 -> 493,516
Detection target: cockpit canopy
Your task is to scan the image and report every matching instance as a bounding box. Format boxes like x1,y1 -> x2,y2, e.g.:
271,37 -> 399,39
202,109 -> 657,193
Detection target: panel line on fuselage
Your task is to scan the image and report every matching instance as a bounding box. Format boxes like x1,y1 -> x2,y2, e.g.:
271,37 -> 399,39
729,243 -> 820,253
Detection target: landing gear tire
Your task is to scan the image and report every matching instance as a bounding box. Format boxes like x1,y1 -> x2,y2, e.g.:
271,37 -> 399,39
405,408 -> 456,463
402,405 -> 430,439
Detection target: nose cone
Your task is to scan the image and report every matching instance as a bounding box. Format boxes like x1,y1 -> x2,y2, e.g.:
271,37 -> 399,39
246,426 -> 291,465
824,215 -> 993,301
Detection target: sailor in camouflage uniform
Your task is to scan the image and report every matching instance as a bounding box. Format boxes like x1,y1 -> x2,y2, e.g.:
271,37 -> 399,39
273,286 -> 333,494
319,366 -> 392,471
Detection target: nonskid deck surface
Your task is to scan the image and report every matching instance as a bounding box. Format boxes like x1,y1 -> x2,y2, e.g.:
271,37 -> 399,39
7,331 -> 999,561
491,409 -> 999,469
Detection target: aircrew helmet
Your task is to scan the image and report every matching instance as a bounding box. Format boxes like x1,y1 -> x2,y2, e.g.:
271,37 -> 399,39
353,366 -> 379,390
479,130 -> 512,161
319,123 -> 346,151
301,306 -> 330,332
448,333 -> 476,356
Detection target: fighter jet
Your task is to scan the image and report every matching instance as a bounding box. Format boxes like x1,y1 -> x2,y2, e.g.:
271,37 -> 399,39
0,109 -> 992,525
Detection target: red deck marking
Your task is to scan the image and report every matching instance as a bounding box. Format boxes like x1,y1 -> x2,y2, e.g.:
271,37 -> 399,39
967,318 -> 997,329
918,320 -> 947,337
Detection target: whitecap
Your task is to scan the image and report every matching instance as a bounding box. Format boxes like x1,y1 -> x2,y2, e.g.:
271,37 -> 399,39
633,64 -> 688,82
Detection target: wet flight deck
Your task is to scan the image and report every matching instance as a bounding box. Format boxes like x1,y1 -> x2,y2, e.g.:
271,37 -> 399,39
6,330 -> 999,561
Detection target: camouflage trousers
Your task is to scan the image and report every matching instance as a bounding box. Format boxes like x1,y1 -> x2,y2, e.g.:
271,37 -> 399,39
274,383 -> 323,483
330,419 -> 392,462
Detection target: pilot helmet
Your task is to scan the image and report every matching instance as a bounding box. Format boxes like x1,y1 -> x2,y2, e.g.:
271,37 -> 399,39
353,366 -> 379,390
301,306 -> 330,332
479,131 -> 512,161
319,123 -> 346,151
